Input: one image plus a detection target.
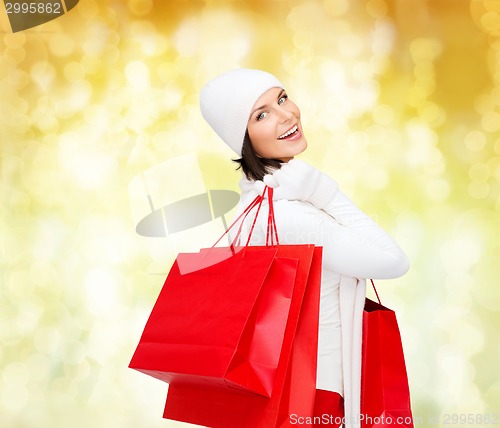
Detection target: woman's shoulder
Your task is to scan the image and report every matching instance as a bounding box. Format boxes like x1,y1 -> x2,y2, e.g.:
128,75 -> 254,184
272,198 -> 323,215
272,198 -> 313,212
271,198 -> 333,226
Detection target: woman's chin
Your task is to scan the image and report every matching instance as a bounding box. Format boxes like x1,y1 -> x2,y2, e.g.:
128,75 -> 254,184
279,143 -> 307,162
294,138 -> 308,156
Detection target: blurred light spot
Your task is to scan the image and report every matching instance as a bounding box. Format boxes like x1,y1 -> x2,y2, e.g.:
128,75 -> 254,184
481,110 -> 500,132
34,327 -> 62,355
31,218 -> 65,263
174,18 -> 201,57
51,376 -> 77,400
2,362 -> 28,386
84,104 -> 112,132
77,0 -> 99,18
157,61 -> 178,83
414,63 -> 434,80
485,1 -> 500,12
355,82 -> 379,111
490,157 -> 500,180
321,61 -> 347,92
58,132 -> 118,189
55,81 -> 93,118
404,121 -> 440,169
85,268 -> 118,316
423,151 -> 445,175
364,167 -> 389,190
288,2 -> 328,30
409,358 -> 430,388
464,130 -> 487,151
437,348 -> 476,403
352,61 -> 373,83
5,47 -> 25,64
83,19 -> 114,56
35,113 -> 59,134
366,0 -> 387,18
323,0 -> 349,17
480,11 -> 500,34
426,179 -> 450,201
1,383 -> 29,413
449,319 -> 484,358
372,104 -> 394,125
75,153 -> 118,189
16,298 -> 44,335
7,69 -> 29,91
474,93 -> 494,114
407,84 -> 430,107
65,359 -> 91,382
338,34 -> 364,57
410,38 -> 442,61
371,19 -> 395,56
161,86 -> 183,111
3,32 -> 26,48
440,236 -> 483,274
25,353 -> 51,382
494,137 -> 500,155
80,54 -> 102,74
62,340 -> 86,365
7,270 -> 33,298
80,219 -> 135,264
125,60 -> 150,90
418,101 -> 446,126
63,62 -> 85,82
491,86 -> 500,105
130,21 -> 168,56
471,255 -> 500,311
30,62 -> 56,92
48,33 -> 75,57
469,162 -> 490,182
128,0 -> 153,16
468,181 -> 490,199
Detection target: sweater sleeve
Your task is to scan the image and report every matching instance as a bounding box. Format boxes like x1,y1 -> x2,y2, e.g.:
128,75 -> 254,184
272,191 -> 410,280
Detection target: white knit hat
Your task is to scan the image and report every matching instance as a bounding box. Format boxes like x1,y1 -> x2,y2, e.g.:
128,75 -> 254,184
200,68 -> 283,156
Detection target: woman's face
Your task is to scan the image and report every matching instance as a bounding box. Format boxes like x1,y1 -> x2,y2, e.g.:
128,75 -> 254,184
246,87 -> 307,162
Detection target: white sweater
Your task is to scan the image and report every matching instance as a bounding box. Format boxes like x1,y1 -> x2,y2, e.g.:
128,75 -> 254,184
235,174 -> 410,428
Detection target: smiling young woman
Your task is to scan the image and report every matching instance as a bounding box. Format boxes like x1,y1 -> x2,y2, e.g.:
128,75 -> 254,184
246,87 -> 307,162
199,68 -> 410,428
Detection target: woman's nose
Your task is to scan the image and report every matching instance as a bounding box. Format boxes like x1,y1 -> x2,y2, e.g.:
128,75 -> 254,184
278,106 -> 294,122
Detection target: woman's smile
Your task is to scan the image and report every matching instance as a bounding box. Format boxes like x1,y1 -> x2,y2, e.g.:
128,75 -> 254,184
277,124 -> 302,141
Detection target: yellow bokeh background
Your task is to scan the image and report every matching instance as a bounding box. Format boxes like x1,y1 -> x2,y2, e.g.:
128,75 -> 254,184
1,0 -> 499,427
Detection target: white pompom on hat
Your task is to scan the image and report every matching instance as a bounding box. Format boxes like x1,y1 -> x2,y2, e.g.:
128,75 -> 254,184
200,68 -> 283,156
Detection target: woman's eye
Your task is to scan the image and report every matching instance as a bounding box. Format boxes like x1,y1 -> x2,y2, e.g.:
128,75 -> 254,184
257,111 -> 267,121
278,95 -> 288,105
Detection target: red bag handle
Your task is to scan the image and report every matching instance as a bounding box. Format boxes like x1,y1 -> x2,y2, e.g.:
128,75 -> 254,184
245,186 -> 279,247
266,187 -> 279,246
370,279 -> 382,305
211,190 -> 262,250
211,185 -> 279,251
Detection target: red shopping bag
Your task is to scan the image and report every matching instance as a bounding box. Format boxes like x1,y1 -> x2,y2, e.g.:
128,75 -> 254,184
129,245 -> 298,397
164,245 -> 322,428
129,187 -> 304,399
361,281 -> 414,428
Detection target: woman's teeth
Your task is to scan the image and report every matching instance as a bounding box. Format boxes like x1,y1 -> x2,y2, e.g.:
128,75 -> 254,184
278,125 -> 298,139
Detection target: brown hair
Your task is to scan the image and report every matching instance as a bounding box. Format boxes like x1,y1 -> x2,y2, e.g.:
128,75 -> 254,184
233,131 -> 283,181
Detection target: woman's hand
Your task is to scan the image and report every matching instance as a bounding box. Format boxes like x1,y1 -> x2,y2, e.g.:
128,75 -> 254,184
263,159 -> 338,209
